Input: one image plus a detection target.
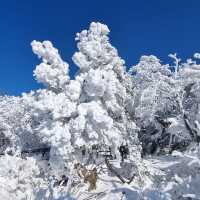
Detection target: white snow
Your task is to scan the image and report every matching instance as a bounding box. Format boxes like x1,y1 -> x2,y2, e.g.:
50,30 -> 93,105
1,21 -> 200,200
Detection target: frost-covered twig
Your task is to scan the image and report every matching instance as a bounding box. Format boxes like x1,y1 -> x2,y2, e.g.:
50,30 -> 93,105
169,53 -> 181,79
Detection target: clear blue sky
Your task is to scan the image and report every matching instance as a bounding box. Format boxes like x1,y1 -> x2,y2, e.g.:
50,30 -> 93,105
0,0 -> 200,95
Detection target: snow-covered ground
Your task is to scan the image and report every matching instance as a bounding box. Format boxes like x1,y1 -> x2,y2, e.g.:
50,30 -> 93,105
60,147 -> 200,200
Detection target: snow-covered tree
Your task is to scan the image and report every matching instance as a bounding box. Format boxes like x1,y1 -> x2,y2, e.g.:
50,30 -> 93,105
0,95 -> 38,153
72,22 -> 137,150
128,55 -> 195,154
129,56 -> 175,152
20,23 -> 141,180
0,155 -> 47,200
129,55 -> 174,119
175,54 -> 200,143
23,41 -> 78,174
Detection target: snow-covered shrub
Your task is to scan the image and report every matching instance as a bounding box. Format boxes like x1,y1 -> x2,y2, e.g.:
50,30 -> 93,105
0,155 -> 47,200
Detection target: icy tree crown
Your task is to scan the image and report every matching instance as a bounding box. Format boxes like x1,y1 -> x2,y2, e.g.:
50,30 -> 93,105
31,40 -> 69,91
73,22 -> 124,73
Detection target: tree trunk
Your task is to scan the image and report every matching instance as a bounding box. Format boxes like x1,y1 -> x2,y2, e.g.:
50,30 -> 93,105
105,158 -> 135,184
183,113 -> 199,142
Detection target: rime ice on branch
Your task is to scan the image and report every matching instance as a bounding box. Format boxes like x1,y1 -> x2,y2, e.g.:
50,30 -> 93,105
31,40 -> 70,91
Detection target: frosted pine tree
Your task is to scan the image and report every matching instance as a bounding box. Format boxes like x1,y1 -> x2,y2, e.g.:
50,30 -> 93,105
23,40 -> 78,175
176,54 -> 200,143
129,55 -> 183,153
22,22 -> 144,187
0,95 -> 37,153
72,22 -> 138,152
71,22 -> 146,185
